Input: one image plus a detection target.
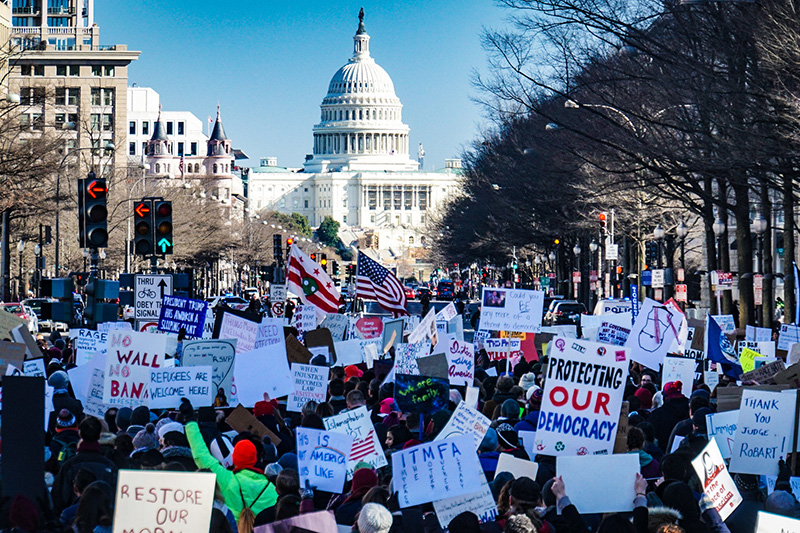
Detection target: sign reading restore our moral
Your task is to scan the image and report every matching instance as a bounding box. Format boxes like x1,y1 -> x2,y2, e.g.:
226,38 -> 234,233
535,337 -> 628,456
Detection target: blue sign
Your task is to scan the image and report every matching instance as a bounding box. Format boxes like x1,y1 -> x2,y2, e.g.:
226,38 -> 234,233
157,295 -> 208,338
641,270 -> 652,287
630,285 -> 639,325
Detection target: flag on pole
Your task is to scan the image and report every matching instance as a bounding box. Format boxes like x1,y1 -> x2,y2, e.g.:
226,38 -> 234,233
705,315 -> 742,378
179,155 -> 185,179
287,246 -> 340,313
356,251 -> 408,316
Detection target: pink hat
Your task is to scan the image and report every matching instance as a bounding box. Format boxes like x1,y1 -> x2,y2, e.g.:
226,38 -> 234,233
380,398 -> 396,415
345,365 -> 364,379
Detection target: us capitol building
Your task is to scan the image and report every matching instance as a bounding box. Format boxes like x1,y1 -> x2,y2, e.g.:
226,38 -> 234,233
247,10 -> 462,275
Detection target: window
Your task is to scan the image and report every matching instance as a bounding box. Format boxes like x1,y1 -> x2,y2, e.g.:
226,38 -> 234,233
57,65 -> 66,76
104,66 -> 114,77
21,65 -> 31,76
142,121 -> 149,135
68,113 -> 78,125
69,65 -> 79,76
166,122 -> 173,135
190,142 -> 197,155
155,164 -> 160,174
178,121 -> 184,135
129,121 -> 136,135
102,114 -> 112,131
90,113 -> 100,131
343,215 -> 347,223
91,65 -> 102,76
103,89 -> 114,106
409,236 -> 414,245
213,164 -> 218,173
19,114 -> 30,128
91,88 -> 101,105
55,113 -> 66,126
56,87 -> 79,106
178,142 -> 184,156
368,187 -> 377,210
129,142 -> 136,155
304,199 -> 309,208
141,142 -> 147,154
34,65 -> 44,76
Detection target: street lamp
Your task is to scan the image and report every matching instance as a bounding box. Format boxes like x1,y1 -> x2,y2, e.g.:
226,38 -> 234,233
676,219 -> 689,277
589,240 -> 598,253
16,240 -> 25,301
573,243 -> 581,256
712,216 -> 726,314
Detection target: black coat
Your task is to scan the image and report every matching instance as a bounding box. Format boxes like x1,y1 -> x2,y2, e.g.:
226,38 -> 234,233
51,449 -> 117,513
649,397 -> 689,451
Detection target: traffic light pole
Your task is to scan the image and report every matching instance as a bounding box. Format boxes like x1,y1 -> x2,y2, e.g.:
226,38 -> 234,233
150,256 -> 158,274
89,247 -> 99,278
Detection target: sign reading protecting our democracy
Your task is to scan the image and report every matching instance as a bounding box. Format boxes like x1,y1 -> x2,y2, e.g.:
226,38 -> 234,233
392,435 -> 482,508
479,288 -> 544,333
182,339 -> 238,402
730,390 -> 795,476
756,511 -> 800,533
296,427 -> 353,494
103,331 -> 167,407
324,406 -> 388,478
435,401 -> 491,451
443,336 -> 475,387
157,295 -> 207,338
288,364 -> 328,413
395,374 -> 450,414
536,337 -> 628,456
112,470 -> 216,533
149,366 -> 213,409
692,439 -> 742,520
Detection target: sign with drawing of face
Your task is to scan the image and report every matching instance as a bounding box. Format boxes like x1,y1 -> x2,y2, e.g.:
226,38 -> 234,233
625,298 -> 685,370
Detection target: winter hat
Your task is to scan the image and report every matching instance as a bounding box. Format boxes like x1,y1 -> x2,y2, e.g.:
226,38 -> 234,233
130,406 -> 151,427
765,490 -> 800,517
351,467 -> 379,494
691,389 -> 710,401
56,408 -> 77,429
478,428 -> 498,453
663,381 -> 683,400
526,387 -> 543,405
692,407 -> 713,433
210,434 -> 234,468
137,448 -> 165,468
402,439 -> 421,449
379,398 -> 396,415
646,506 -> 682,532
501,399 -> 520,419
132,424 -> 159,450
519,373 -> 536,392
157,422 -> 184,440
277,452 -> 298,472
357,503 -> 393,533
634,387 -> 653,410
264,463 -> 283,483
254,399 -> 276,417
8,495 -> 39,533
447,512 -> 481,533
47,370 -> 69,390
54,339 -> 66,351
301,413 -> 325,430
490,471 -> 515,501
505,514 -> 535,533
345,365 -> 363,379
310,354 -> 328,366
510,477 -> 541,503
354,461 -> 374,473
115,407 -> 132,432
495,423 -> 519,448
652,391 -> 664,409
232,439 -> 258,472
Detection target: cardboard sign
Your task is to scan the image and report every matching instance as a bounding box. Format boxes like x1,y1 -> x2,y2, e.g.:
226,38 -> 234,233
288,364 -> 328,413
394,341 -> 429,375
435,401 -> 490,450
479,288 -> 544,333
432,467 -> 498,529
182,339 -> 237,401
103,332 -> 166,407
392,435 -> 481,508
233,345 -> 293,406
729,390 -> 795,476
296,427 -> 353,494
0,341 -> 26,375
692,439 -> 742,520
706,409 -> 739,459
157,295 -> 207,338
322,313 -> 349,342
756,511 -> 800,533
285,333 -> 313,365
0,310 -> 25,340
225,404 -> 282,446
213,309 -> 259,354
444,337 -> 475,387
662,356 -> 696,397
149,366 -> 213,409
71,328 -> 108,366
484,338 -> 521,362
324,406 -> 387,477
10,325 -> 40,361
395,374 -> 449,414
557,454 -> 639,514
740,360 -> 786,385
112,470 -> 216,533
254,318 -> 284,350
305,328 -> 337,365
625,298 -> 684,370
536,337 -> 628,456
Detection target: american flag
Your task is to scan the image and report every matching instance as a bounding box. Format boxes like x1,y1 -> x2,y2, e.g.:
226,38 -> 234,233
356,251 -> 408,316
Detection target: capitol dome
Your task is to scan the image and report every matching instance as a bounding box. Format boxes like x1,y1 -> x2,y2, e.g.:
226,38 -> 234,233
304,10 -> 419,173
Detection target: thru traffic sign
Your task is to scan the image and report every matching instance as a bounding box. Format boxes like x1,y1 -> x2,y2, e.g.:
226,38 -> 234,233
134,274 -> 173,321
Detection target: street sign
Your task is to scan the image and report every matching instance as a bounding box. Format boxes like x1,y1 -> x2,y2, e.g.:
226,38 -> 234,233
271,301 -> 285,317
134,274 -> 172,321
269,284 -> 287,302
136,321 -> 158,333
605,244 -> 619,261
677,268 -> 685,282
754,275 -> 763,306
675,284 -> 688,302
652,269 -> 665,289
572,272 -> 581,283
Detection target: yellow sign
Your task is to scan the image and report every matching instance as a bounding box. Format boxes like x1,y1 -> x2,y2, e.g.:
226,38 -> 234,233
499,331 -> 526,339
739,347 -> 762,374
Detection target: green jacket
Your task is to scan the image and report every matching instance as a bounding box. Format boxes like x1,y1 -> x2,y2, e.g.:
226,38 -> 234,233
185,422 -> 278,519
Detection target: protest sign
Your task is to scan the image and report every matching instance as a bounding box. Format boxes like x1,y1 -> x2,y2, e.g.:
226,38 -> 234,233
213,309 -> 259,353
291,304 -> 319,340
0,310 -> 24,339
739,346 -> 762,373
432,468 -> 497,530
254,318 -> 284,350
705,369 -> 720,391
382,318 -> 405,353
182,339 -> 237,401
408,308 -> 437,345
712,314 -> 736,334
97,321 -> 132,333
519,430 -> 537,460
83,368 -> 108,419
729,389 -> 795,476
536,337 -> 628,456
71,328 -> 108,366
395,374 -> 449,414
765,476 -> 800,494
597,322 -> 630,346
756,511 -> 800,533
10,325 -> 39,360
112,470 -> 216,533
149,366 -> 213,409
394,341 -> 429,375
285,334 -> 313,364
354,316 -> 383,339
288,364 -> 328,412
403,315 -> 420,334
305,328 -> 337,365
625,298 -> 684,370
322,313 -> 349,342
157,295 -> 207,337
435,401 -> 490,450
738,340 -> 776,358
662,356 -> 696,397
739,360 -> 785,385
103,331 -> 167,407
443,337 -> 474,387
706,409 -> 738,459
496,453 -> 539,480
778,324 -> 800,351
466,386 -> 480,410
324,406 -> 387,477
392,435 -> 482,508
417,353 -> 449,379
479,288 -> 544,333
233,345 -> 293,406
692,439 -> 742,520
23,358 -> 45,378
225,404 -> 282,446
296,427 -> 353,494
254,511 -> 338,533
746,325 -> 773,342
473,330 -> 491,351
437,302 -> 458,322
484,338 -> 521,362
557,454 -> 639,514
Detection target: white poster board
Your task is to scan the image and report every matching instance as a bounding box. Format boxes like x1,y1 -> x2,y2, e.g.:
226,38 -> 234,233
662,356 -> 696,397
254,318 -> 285,350
625,298 -> 685,370
706,409 -> 739,460
103,331 -> 167,408
495,453 -> 539,480
756,511 -> 800,533
479,288 -> 544,333
432,467 -> 497,529
149,366 -> 213,409
324,405 -> 387,477
288,364 -> 328,413
296,427 -> 353,494
182,339 -> 238,402
434,401 -> 490,451
233,345 -> 293,406
216,311 -> 259,353
692,439 -> 742,520
557,454 -> 639,514
729,390 -> 795,476
443,337 -> 475,387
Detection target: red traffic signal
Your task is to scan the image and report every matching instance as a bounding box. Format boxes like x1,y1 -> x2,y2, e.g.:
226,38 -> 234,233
87,180 -> 107,199
135,202 -> 150,217
287,237 -> 294,246
156,202 -> 172,217
310,253 -> 317,262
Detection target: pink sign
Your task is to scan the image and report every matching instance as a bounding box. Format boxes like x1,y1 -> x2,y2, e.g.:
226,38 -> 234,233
355,317 -> 384,339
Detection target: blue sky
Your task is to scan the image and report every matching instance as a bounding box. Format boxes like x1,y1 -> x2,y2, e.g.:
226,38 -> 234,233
97,1 -> 510,169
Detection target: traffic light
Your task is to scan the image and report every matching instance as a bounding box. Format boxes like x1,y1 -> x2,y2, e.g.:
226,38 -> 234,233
134,199 -> 153,256
272,234 -> 283,262
84,278 -> 119,325
332,260 -> 339,276
154,201 -> 173,255
286,237 -> 294,261
320,253 -> 328,272
599,212 -> 608,232
78,174 -> 108,248
644,241 -> 658,269
776,231 -> 785,256
310,252 -> 317,262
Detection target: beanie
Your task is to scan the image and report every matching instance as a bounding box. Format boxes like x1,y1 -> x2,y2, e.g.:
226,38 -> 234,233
634,387 -> 653,410
766,490 -> 800,517
8,495 -> 39,533
345,365 -> 364,379
351,467 -> 379,494
264,463 -> 283,483
130,406 -> 151,427
157,422 -> 184,440
692,407 -> 713,433
448,511 -> 481,533
357,503 -> 393,533
527,387 -> 544,408
379,398 -> 396,415
54,339 -> 66,350
663,381 -> 683,400
510,477 -> 541,503
479,428 -> 498,453
254,399 -> 276,417
232,439 -> 258,472
210,434 -> 234,468
278,452 -> 298,472
47,370 -> 68,390
519,372 -> 536,392
115,407 -> 132,431
56,408 -> 77,429
132,424 -> 159,451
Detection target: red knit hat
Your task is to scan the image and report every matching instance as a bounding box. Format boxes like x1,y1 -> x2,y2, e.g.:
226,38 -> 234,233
634,387 -> 653,410
663,381 -> 683,400
351,467 -> 378,493
232,439 -> 257,472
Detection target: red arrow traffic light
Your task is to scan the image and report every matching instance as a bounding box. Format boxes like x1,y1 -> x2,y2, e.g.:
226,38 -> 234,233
87,180 -> 107,199
135,202 -> 151,217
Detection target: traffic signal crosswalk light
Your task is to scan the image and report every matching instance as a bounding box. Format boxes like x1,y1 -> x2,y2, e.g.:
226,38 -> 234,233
78,174 -> 108,248
134,200 -> 154,256
154,201 -> 173,255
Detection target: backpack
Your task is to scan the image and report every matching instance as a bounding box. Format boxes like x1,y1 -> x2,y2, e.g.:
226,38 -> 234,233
52,435 -> 78,464
237,481 -> 270,533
